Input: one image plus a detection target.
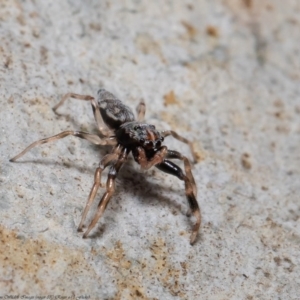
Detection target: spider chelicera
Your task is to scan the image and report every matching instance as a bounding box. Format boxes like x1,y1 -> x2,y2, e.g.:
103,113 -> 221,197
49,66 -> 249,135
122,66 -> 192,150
10,89 -> 201,244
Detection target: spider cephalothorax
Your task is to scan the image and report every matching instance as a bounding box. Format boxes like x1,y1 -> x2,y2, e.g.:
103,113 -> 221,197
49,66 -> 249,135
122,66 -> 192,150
10,89 -> 201,245
116,122 -> 164,150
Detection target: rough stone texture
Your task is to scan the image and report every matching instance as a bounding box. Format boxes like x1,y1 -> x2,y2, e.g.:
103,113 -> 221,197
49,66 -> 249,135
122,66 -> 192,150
0,1 -> 300,299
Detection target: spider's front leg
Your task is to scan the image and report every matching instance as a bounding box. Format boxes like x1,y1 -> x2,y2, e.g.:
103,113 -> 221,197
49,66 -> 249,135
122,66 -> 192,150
165,150 -> 197,197
82,148 -> 128,238
162,130 -> 197,163
77,145 -> 122,232
156,159 -> 201,245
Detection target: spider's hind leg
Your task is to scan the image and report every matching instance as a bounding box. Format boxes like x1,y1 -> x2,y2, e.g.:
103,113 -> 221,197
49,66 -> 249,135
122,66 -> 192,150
156,159 -> 201,245
9,131 -> 116,162
53,93 -> 112,136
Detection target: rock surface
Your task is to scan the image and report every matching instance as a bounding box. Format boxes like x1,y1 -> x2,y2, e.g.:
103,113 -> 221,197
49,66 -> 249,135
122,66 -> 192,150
0,1 -> 299,299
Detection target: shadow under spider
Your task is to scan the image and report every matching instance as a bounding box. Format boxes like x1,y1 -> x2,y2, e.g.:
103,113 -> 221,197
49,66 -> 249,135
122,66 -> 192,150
14,147 -> 191,240
121,166 -> 186,212
13,144 -> 111,174
87,224 -> 107,239
52,108 -> 186,214
83,163 -> 190,239
14,159 -> 96,175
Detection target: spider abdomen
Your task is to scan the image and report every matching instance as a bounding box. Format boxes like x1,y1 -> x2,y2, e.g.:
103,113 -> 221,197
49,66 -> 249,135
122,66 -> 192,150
97,89 -> 135,129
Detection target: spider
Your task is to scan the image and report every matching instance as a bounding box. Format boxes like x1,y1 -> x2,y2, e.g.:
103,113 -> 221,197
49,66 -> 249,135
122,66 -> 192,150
10,89 -> 201,244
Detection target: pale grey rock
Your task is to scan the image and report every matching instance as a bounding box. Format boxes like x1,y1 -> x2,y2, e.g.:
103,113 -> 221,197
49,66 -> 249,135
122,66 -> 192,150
0,1 -> 299,299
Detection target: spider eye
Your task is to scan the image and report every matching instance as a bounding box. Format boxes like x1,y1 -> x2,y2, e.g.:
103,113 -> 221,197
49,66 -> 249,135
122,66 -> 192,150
156,141 -> 161,148
134,125 -> 141,130
140,138 -> 145,143
160,137 -> 164,142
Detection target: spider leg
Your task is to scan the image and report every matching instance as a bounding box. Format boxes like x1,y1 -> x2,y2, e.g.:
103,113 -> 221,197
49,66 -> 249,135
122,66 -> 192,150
53,93 -> 112,136
82,148 -> 128,238
161,130 -> 197,163
77,145 -> 122,232
165,150 -> 197,197
9,131 -> 117,162
134,146 -> 168,170
136,99 -> 146,122
156,159 -> 201,245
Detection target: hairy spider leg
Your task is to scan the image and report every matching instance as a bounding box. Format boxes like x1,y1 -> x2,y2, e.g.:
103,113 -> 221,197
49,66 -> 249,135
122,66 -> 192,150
77,145 -> 122,232
162,130 -> 197,163
135,146 -> 168,170
9,131 -> 117,162
156,160 -> 201,245
165,150 -> 197,197
136,99 -> 146,122
83,148 -> 129,238
52,93 -> 113,136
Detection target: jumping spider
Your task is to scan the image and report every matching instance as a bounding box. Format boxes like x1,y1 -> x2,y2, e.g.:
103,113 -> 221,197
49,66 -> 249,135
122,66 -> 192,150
10,89 -> 201,244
